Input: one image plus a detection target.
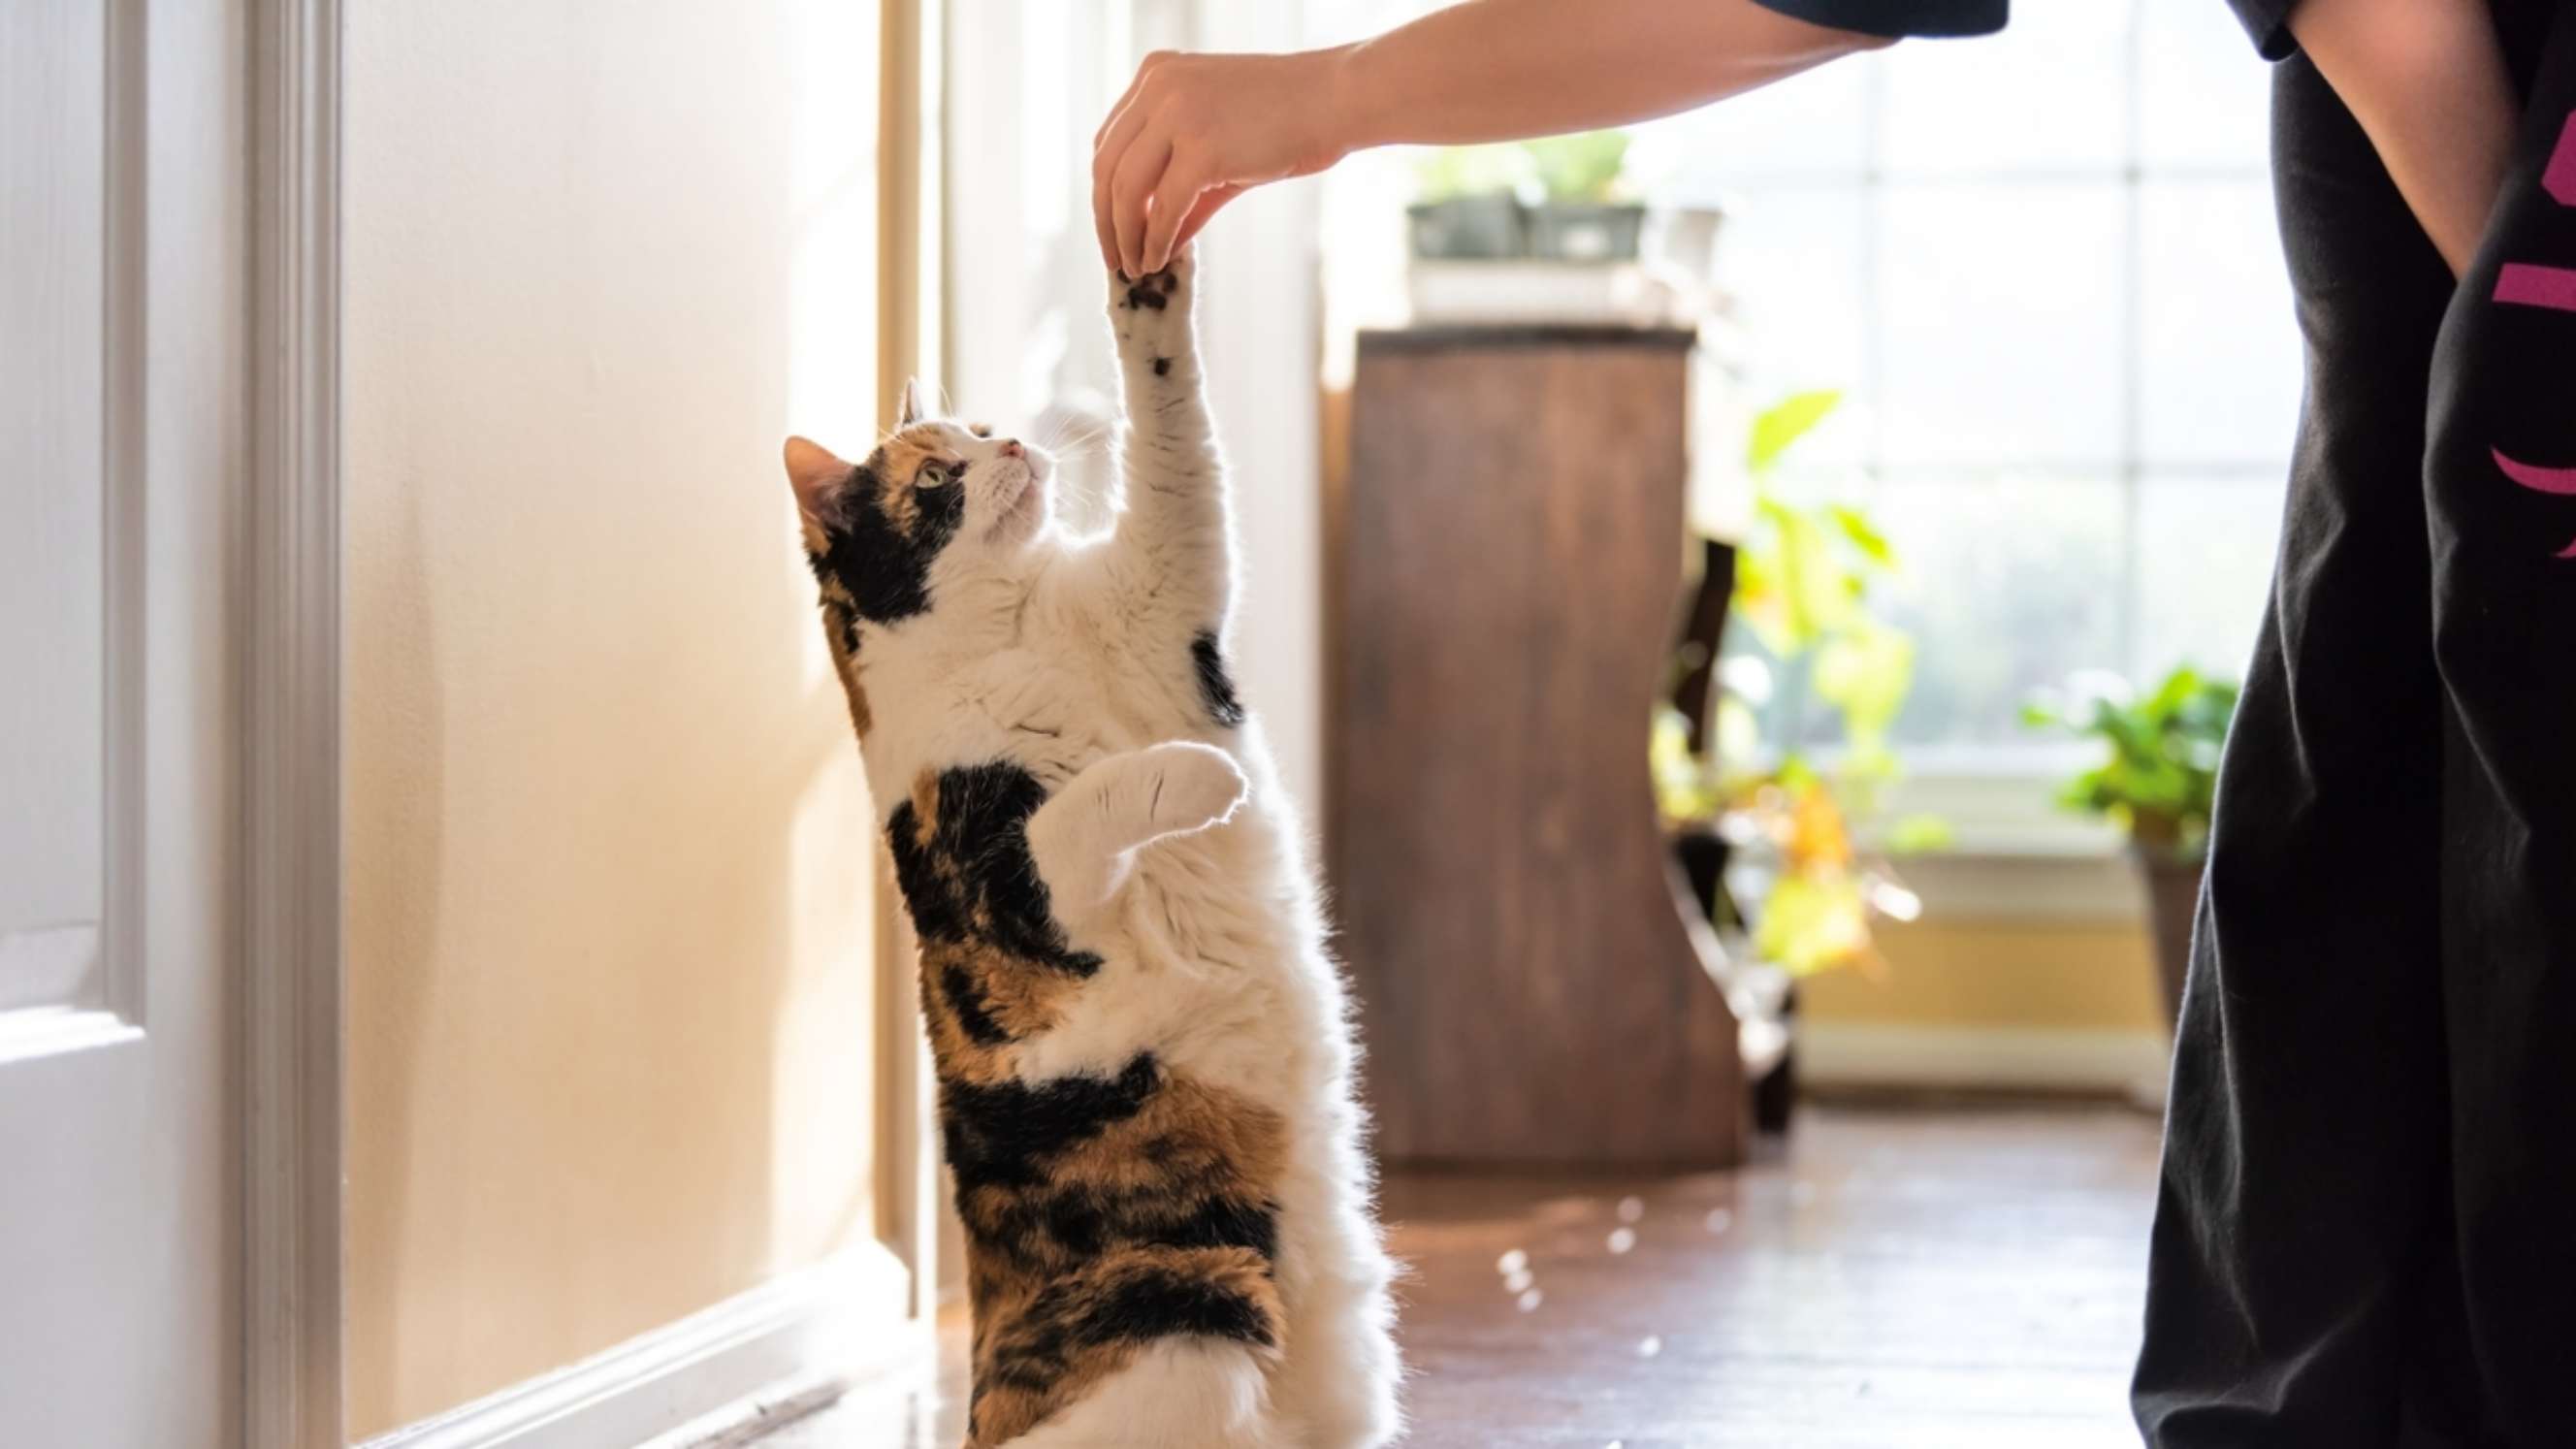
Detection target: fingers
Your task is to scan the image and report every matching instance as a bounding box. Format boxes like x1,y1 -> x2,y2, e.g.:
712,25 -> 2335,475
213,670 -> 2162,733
1109,131 -> 1173,279
1094,50 -> 1167,151
1091,51 -> 1175,272
1140,152 -> 1208,276
1091,101 -> 1149,271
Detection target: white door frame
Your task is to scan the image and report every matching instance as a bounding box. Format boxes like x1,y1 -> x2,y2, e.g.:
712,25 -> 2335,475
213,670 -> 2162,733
243,0 -> 346,1444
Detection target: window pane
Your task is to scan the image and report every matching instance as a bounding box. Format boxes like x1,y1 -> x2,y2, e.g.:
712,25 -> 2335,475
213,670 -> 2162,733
1635,56 -> 1875,189
2140,3 -> 2275,171
1874,475 -> 2128,752
1878,182 -> 2128,468
1712,186 -> 1873,468
2140,179 -> 2302,466
1879,3 -> 2132,177
2133,475 -> 2283,685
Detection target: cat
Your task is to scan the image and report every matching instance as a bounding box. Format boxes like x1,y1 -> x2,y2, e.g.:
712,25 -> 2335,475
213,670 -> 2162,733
779,248 -> 1401,1449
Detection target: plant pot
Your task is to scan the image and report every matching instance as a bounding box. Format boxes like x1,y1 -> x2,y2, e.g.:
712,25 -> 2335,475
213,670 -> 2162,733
1645,205 -> 1726,284
1407,195 -> 1526,260
1526,202 -> 1645,263
2133,847 -> 2205,1029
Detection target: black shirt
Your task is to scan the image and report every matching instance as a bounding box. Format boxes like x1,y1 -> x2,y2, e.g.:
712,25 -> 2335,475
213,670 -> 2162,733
2225,0 -> 2300,59
1748,0 -> 2007,40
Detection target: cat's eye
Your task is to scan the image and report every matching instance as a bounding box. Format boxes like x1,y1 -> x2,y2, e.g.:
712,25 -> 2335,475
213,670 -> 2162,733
917,462 -> 951,488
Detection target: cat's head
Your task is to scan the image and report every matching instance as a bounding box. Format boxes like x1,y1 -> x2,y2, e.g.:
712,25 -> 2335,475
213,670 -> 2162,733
784,377 -> 1055,627
783,380 -> 1054,739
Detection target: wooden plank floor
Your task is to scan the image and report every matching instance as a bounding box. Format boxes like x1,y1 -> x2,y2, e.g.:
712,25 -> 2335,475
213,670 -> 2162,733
754,1102 -> 2161,1448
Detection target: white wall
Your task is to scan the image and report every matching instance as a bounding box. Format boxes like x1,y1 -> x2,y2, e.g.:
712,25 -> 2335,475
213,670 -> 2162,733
340,1 -> 895,1435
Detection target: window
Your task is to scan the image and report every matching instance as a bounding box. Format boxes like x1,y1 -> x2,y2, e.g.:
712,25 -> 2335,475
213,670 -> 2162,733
945,0 -> 1196,533
1637,3 -> 2299,776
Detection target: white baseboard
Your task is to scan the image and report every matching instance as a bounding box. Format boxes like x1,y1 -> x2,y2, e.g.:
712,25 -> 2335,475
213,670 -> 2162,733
1800,1022 -> 2171,1107
359,1245 -> 918,1449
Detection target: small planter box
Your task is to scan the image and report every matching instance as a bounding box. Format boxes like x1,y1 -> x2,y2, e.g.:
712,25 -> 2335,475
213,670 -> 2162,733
1406,195 -> 1526,260
1527,202 -> 1646,263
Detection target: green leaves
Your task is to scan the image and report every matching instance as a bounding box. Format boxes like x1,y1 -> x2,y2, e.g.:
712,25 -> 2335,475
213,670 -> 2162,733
1414,129 -> 1633,205
1521,130 -> 1633,203
2023,665 -> 2240,857
1676,389 -> 1943,979
1650,706 -> 1724,825
1412,144 -> 1530,204
1813,617 -> 1915,751
1755,869 -> 1871,978
1748,389 -> 1843,473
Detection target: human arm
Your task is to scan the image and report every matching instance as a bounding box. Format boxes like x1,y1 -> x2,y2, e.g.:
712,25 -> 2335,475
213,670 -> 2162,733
2281,0 -> 2519,277
1091,0 -> 1914,277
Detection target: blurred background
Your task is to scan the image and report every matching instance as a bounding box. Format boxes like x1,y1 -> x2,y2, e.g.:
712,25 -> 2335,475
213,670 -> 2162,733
2,2 -> 2300,1446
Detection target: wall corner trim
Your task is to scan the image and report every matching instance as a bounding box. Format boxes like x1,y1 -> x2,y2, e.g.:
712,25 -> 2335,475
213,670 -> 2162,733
244,0 -> 348,1444
356,1245 -> 918,1449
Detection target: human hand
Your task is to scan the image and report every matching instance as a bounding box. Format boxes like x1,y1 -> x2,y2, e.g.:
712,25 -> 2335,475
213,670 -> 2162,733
1091,48 -> 1354,278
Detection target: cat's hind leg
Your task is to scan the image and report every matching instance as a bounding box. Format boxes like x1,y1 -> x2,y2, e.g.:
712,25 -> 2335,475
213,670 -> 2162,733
993,1338 -> 1292,1449
1025,741 -> 1246,928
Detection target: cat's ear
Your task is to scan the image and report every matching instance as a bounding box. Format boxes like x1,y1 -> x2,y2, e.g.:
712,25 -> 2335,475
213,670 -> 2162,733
895,375 -> 929,429
783,435 -> 853,524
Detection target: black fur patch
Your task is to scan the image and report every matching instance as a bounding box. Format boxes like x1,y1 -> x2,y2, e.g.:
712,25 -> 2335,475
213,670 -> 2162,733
969,1183 -> 1279,1272
885,762 -> 1102,975
978,1252 -> 1275,1421
939,962 -> 1012,1046
805,463 -> 965,624
1124,282 -> 1169,311
1152,356 -> 1171,376
1070,1264 -> 1275,1348
1156,1195 -> 1281,1262
942,1053 -> 1163,1193
1189,631 -> 1245,728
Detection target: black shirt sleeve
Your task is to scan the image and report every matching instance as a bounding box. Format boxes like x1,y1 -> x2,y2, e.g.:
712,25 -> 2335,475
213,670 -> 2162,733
2227,0 -> 2300,60
1747,0 -> 2007,41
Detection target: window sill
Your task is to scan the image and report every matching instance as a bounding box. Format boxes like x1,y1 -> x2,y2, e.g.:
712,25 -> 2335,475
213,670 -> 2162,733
1884,847 -> 2148,926
1869,769 -> 2149,925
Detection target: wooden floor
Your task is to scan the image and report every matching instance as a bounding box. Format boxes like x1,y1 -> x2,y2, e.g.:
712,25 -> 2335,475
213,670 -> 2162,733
755,1101 -> 2162,1448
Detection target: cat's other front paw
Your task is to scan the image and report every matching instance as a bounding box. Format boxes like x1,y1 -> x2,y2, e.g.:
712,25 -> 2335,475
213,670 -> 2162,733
1140,739 -> 1247,840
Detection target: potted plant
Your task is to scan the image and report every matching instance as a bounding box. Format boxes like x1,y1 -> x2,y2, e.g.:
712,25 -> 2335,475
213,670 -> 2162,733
1407,144 -> 1529,260
1406,129 -> 1644,263
2022,666 -> 2240,1026
1657,391 -> 1945,1130
1521,130 -> 1644,262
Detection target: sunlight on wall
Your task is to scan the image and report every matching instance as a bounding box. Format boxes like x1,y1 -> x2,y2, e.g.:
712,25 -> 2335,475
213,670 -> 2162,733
342,0 -> 886,1435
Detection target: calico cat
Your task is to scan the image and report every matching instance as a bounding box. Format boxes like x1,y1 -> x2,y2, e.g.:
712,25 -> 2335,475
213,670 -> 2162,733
780,250 -> 1401,1448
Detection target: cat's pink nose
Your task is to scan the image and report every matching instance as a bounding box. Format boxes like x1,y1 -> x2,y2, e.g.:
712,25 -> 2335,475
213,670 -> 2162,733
998,438 -> 1025,459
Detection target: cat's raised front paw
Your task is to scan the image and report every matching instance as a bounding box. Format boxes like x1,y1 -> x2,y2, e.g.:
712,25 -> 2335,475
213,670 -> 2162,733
1110,245 -> 1193,311
1109,248 -> 1196,362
